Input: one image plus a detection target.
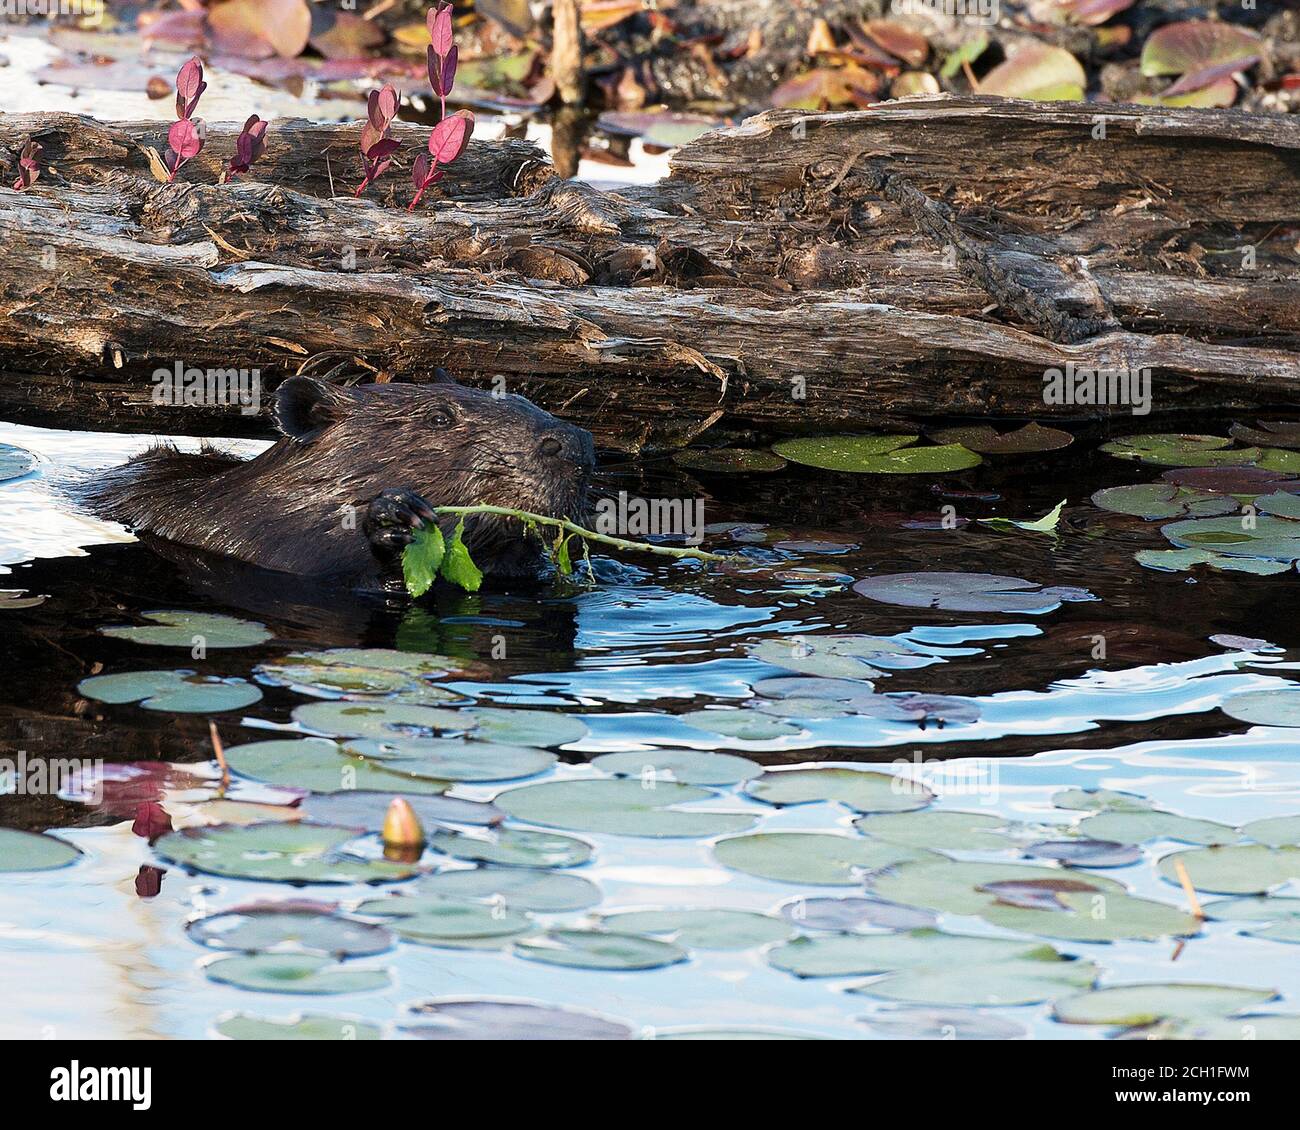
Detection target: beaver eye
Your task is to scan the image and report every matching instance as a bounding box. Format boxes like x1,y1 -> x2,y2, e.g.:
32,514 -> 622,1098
428,406 -> 455,428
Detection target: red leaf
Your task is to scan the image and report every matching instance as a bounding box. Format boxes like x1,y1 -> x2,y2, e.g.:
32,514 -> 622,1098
135,865 -> 165,899
168,117 -> 204,160
428,2 -> 454,57
441,44 -> 458,96
412,151 -> 430,188
427,109 -> 473,164
132,802 -> 173,842
366,136 -> 402,160
176,55 -> 204,100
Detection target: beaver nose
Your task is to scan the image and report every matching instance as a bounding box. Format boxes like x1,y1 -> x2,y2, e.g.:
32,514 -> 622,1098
540,437 -> 563,459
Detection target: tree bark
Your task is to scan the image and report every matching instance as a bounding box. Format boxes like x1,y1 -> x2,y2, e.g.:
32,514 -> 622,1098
0,97 -> 1297,452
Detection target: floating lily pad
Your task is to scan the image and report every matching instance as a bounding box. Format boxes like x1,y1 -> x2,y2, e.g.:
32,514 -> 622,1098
1133,1015 -> 1300,1040
0,443 -> 37,482
427,827 -> 592,869
1135,549 -> 1294,575
679,708 -> 801,740
868,857 -> 1124,917
751,696 -> 851,721
0,828 -> 81,872
591,749 -> 761,786
215,1013 -> 383,1040
599,908 -> 793,950
292,700 -> 462,740
513,929 -> 687,971
1256,492 -> 1300,520
772,434 -> 981,474
673,448 -> 787,473
753,676 -> 877,701
101,611 -> 273,649
254,648 -> 469,698
1162,465 -> 1297,494
496,778 -> 755,838
848,693 -> 981,726
1157,844 -> 1300,895
1242,816 -> 1300,848
345,737 -> 556,782
1054,982 -> 1275,1028
1205,895 -> 1300,944
188,901 -> 394,957
779,896 -> 937,932
79,670 -> 262,713
416,868 -> 601,912
982,886 -> 1200,942
749,634 -> 936,679
929,423 -> 1073,454
224,738 -> 449,796
301,789 -> 502,828
746,767 -> 933,814
654,1027 -> 821,1040
1230,421 -> 1300,451
861,1008 -> 1027,1040
401,998 -> 634,1040
1160,514 -> 1300,563
1079,808 -> 1236,846
456,707 -> 589,747
714,833 -> 928,886
1100,434 -> 1256,467
355,894 -> 532,946
855,810 -> 1014,852
1222,688 -> 1300,728
859,954 -> 1097,1006
852,572 -> 1096,614
154,823 -> 419,885
1054,788 -> 1154,813
769,929 -> 1044,978
1023,840 -> 1141,868
1091,482 -> 1239,520
205,953 -> 390,995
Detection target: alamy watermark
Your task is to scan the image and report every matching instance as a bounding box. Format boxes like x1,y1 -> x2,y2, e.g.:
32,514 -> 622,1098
890,0 -> 998,25
0,751 -> 103,804
1043,361 -> 1151,416
152,361 -> 262,416
0,0 -> 103,23
594,491 -> 705,545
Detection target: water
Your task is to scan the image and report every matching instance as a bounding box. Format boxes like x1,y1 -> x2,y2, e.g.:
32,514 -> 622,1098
3,418 -> 1300,1041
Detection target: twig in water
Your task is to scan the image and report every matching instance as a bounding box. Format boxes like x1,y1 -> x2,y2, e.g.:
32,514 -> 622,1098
1173,858 -> 1204,920
208,721 -> 230,792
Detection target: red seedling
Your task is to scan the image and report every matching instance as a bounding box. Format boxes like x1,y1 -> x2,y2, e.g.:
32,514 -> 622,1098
13,139 -> 42,191
409,3 -> 475,211
228,114 -> 270,177
356,83 -> 401,196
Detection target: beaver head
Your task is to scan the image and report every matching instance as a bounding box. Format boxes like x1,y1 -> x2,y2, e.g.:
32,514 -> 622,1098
272,375 -> 596,578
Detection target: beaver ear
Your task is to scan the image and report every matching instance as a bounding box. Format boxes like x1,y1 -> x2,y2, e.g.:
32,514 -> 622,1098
274,377 -> 353,442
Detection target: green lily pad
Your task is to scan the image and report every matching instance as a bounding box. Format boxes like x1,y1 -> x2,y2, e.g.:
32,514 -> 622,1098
1230,421 -> 1300,451
154,823 -> 419,885
1100,434 -> 1256,467
1054,788 -> 1154,812
1091,483 -> 1239,521
854,810 -> 1015,852
514,929 -> 687,971
772,434 -> 982,474
679,709 -> 801,740
1023,840 -> 1141,868
928,423 -> 1073,454
0,443 -> 37,482
673,448 -> 787,473
862,1008 -> 1027,1040
79,669 -> 262,713
1161,514 -> 1300,563
1255,492 -> 1300,520
1135,548 -> 1294,575
982,887 -> 1200,942
456,707 -> 589,747
600,908 -> 793,950
427,827 -> 592,869
100,610 -> 273,649
300,790 -> 501,828
1222,688 -> 1300,728
1137,1015 -> 1300,1040
857,954 -> 1097,1006
205,953 -> 390,995
852,572 -> 1096,614
401,999 -> 634,1040
1205,895 -> 1300,943
345,737 -> 555,782
188,902 -> 394,957
416,868 -> 601,912
713,833 -> 928,886
1158,844 -> 1300,895
224,738 -> 449,796
254,648 -> 467,698
749,634 -> 938,678
1054,982 -> 1275,1028
0,828 -> 82,872
779,896 -> 937,932
746,767 -> 933,814
769,929 -> 1037,978
1079,808 -> 1237,846
292,700 -> 462,740
868,857 -> 1124,917
355,894 -> 532,945
751,696 -> 851,720
590,749 -> 761,786
1242,816 -> 1300,847
215,1013 -> 383,1040
496,778 -> 756,838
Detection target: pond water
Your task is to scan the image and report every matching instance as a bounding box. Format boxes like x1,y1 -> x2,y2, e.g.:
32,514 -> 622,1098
3,417 -> 1300,1041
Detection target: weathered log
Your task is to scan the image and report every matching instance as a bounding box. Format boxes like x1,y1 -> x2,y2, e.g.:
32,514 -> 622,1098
0,97 -> 1297,451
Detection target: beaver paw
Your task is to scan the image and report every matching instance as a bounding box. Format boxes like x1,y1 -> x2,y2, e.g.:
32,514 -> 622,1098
364,488 -> 438,562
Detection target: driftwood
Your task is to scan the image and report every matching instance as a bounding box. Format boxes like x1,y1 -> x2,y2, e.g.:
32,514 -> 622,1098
0,97 -> 1298,451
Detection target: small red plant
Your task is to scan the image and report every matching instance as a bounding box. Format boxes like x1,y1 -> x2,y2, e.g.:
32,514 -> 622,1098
356,84 -> 401,197
410,2 -> 475,211
12,139 -> 42,192
156,56 -> 207,183
228,115 -> 270,178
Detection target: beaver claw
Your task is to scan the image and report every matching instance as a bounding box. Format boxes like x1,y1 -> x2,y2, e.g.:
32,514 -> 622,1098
364,488 -> 438,562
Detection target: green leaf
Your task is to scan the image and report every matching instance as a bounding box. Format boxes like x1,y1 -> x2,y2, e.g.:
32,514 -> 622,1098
439,519 -> 483,592
402,524 -> 445,598
978,499 -> 1066,534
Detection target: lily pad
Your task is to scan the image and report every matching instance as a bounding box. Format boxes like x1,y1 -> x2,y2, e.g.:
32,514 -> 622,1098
779,896 -> 937,932
400,998 -> 633,1040
753,676 -> 876,701
746,767 -> 933,814
0,828 -> 82,872
847,693 -> 981,726
771,435 -> 981,474
1100,434 -> 1256,467
1157,844 -> 1300,895
205,953 -> 390,995
852,572 -> 1096,614
928,423 -> 1073,454
1054,982 -> 1275,1028
713,833 -> 928,886
154,823 -> 419,885
79,670 -> 262,713
1255,492 -> 1300,520
188,901 -> 395,957
590,749 -> 761,786
225,738 -> 449,796
416,868 -> 601,912
679,708 -> 801,740
599,908 -> 793,950
496,778 -> 756,838
1091,482 -> 1239,521
513,929 -> 687,971
1230,421 -> 1300,451
1054,787 -> 1154,812
1079,808 -> 1237,847
1160,514 -> 1300,563
1205,895 -> 1300,944
1023,840 -> 1141,868
345,736 -> 556,782
215,1013 -> 383,1040
981,886 -> 1200,942
456,707 -> 588,747
355,894 -> 532,945
100,611 -> 272,649
855,810 -> 1014,852
427,826 -> 592,869
749,634 -> 937,679
300,789 -> 502,828
1242,816 -> 1300,848
769,929 -> 1046,978
861,1008 -> 1027,1040
0,443 -> 37,482
1135,549 -> 1294,575
673,448 -> 787,473
868,857 -> 1125,917
1222,688 -> 1300,728
291,700 -> 462,741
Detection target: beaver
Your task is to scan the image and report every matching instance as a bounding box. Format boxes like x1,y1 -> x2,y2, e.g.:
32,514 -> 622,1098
81,374 -> 595,590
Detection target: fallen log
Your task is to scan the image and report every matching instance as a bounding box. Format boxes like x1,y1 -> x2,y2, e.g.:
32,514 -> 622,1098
0,97 -> 1297,451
